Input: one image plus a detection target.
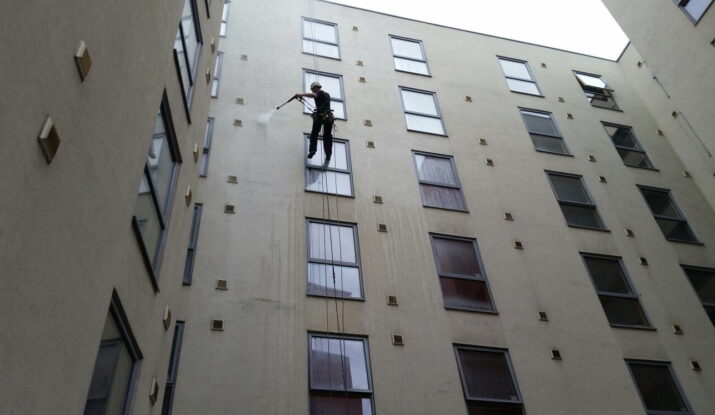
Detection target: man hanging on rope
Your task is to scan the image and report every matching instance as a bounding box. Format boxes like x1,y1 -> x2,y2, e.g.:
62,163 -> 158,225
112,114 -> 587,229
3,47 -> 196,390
296,81 -> 334,162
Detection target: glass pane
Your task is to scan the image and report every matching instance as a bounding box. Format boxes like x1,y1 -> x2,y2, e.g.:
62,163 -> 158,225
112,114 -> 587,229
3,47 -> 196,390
394,58 -> 429,75
310,395 -> 372,415
656,218 -> 698,242
576,73 -> 607,89
307,263 -> 361,298
199,151 -> 209,176
221,1 -> 230,21
303,40 -> 340,59
220,22 -> 227,36
457,349 -> 518,401
440,278 -> 494,311
405,114 -> 445,135
560,204 -> 604,229
391,37 -> 424,59
306,170 -> 352,196
174,28 -> 191,96
629,363 -> 688,412
147,113 -> 176,214
303,20 -> 337,43
310,337 -> 369,391
414,154 -> 456,185
133,174 -> 162,264
606,125 -> 639,149
419,184 -> 466,211
306,139 -> 348,170
467,404 -> 524,415
499,59 -> 531,80
181,0 -> 198,72
586,92 -> 619,110
506,79 -> 540,95
520,111 -> 558,136
304,73 -> 342,99
530,134 -> 568,154
583,257 -> 631,294
401,90 -> 438,115
308,222 -> 356,264
618,149 -> 654,169
683,0 -> 712,20
600,297 -> 649,326
549,175 -> 590,204
684,268 -> 715,303
433,237 -> 480,276
331,102 -> 345,119
640,189 -> 680,218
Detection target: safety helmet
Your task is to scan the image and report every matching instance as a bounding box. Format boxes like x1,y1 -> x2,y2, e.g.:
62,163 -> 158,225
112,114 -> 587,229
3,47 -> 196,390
310,81 -> 322,90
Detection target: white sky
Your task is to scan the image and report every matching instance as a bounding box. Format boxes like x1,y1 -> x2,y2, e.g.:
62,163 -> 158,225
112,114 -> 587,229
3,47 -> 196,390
330,0 -> 629,60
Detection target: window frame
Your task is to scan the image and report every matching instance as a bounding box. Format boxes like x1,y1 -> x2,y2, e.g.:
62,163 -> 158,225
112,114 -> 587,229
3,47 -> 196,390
399,86 -> 447,136
545,171 -> 608,232
429,233 -> 497,314
497,56 -> 543,96
199,117 -> 214,177
220,0 -> 230,37
182,204 -> 203,285
389,35 -> 431,76
411,150 -> 468,212
637,185 -> 701,244
161,321 -> 185,415
580,253 -> 653,330
302,17 -> 341,60
573,70 -> 620,111
302,69 -> 347,120
211,52 -> 223,98
625,359 -> 693,415
303,135 -> 354,197
306,219 -> 364,301
680,264 -> 715,326
519,108 -> 571,156
673,0 -> 713,24
173,0 -> 203,122
601,122 -> 657,170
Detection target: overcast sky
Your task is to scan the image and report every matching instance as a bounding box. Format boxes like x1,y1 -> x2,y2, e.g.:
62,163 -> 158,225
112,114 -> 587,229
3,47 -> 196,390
331,0 -> 629,60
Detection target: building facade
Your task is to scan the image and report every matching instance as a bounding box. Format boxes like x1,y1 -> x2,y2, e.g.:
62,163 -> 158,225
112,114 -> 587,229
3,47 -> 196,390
1,0 -> 714,414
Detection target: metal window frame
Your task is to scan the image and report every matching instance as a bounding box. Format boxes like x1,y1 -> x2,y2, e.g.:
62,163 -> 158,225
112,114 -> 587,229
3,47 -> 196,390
573,70 -> 620,111
220,0 -> 230,37
429,233 -> 497,313
637,185 -> 700,244
183,204 -> 203,285
601,122 -> 657,170
399,86 -> 447,136
411,150 -> 468,212
211,52 -> 223,98
174,0 -> 203,122
306,218 -> 364,300
302,69 -> 347,120
389,35 -> 431,76
303,135 -> 354,197
545,171 -> 607,231
497,56 -> 542,96
580,253 -> 653,329
680,264 -> 715,324
625,359 -> 693,415
518,108 -> 570,155
674,0 -> 714,24
161,321 -> 185,415
302,17 -> 341,60
199,117 -> 214,177
453,345 -> 525,409
204,0 -> 210,18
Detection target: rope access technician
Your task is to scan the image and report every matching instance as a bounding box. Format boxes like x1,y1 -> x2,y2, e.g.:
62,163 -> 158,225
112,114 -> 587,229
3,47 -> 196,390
296,81 -> 334,162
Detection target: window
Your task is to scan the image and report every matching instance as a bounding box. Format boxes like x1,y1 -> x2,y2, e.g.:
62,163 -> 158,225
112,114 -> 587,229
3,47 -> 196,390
412,152 -> 467,211
602,123 -> 655,169
220,0 -> 230,37
430,235 -> 495,312
582,254 -> 651,328
498,57 -> 541,95
302,18 -> 340,59
681,265 -> 715,326
305,136 -> 353,196
638,186 -> 699,243
626,360 -> 692,414
390,35 -> 429,75
308,334 -> 374,414
183,204 -> 203,285
574,71 -> 619,110
199,118 -> 214,177
174,0 -> 203,111
307,220 -> 362,299
519,109 -> 569,155
211,52 -> 223,98
132,93 -> 182,285
303,70 -> 346,119
673,0 -> 713,22
399,87 -> 446,135
161,322 -> 185,415
546,172 -> 606,230
454,346 -> 524,414
84,292 -> 142,415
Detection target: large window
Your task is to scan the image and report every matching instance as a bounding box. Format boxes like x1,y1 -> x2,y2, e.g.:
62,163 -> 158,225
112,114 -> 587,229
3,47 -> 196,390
174,0 -> 203,111
160,322 -> 185,415
638,186 -> 699,243
84,293 -> 142,415
454,346 -> 524,414
673,0 -> 713,22
305,136 -> 353,196
132,93 -> 181,285
220,0 -> 230,37
399,87 -> 446,135
307,220 -> 362,299
546,172 -> 606,230
574,71 -> 619,110
412,152 -> 467,211
498,57 -> 541,96
390,35 -> 430,75
626,360 -> 692,414
308,334 -> 374,415
430,234 -> 495,312
602,123 -> 655,169
681,265 -> 715,326
303,70 -> 346,119
183,204 -> 203,285
211,52 -> 223,98
303,18 -> 340,59
199,118 -> 214,177
519,109 -> 568,155
582,254 -> 651,328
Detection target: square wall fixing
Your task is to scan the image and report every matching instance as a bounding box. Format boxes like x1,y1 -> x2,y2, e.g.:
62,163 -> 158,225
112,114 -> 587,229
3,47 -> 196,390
672,323 -> 683,335
366,141 -> 375,148
74,41 -> 92,81
690,360 -> 701,371
185,186 -> 192,205
224,204 -> 236,214
205,67 -> 211,84
485,158 -> 494,166
359,77 -> 366,83
356,60 -> 364,66
513,241 -> 523,250
465,96 -> 472,102
149,376 -> 159,404
377,224 -> 387,232
227,175 -> 238,184
479,138 -> 487,145
352,26 -> 359,31
210,38 -> 216,54
364,120 -> 373,127
387,295 -> 398,306
240,54 -> 248,61
558,97 -> 565,102
587,154 -> 596,162
624,228 -> 635,237
162,305 -> 171,330
38,116 -> 60,163
639,257 -> 648,266
235,97 -> 245,105
566,113 -> 574,119
193,142 -> 199,162
537,311 -> 549,321
392,334 -> 404,346
373,195 -> 383,204
216,279 -> 228,290
211,319 -> 225,331
598,176 -> 607,183
682,171 -> 691,178
233,119 -> 242,127
550,348 -> 562,360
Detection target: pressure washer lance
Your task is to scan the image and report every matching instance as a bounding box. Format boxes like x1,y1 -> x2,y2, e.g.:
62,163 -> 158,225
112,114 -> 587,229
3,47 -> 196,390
276,94 -> 301,110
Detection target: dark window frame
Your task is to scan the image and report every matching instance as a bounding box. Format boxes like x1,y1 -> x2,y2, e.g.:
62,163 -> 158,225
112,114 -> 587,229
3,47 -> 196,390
601,122 -> 657,170
673,0 -> 714,24
546,171 -> 608,231
220,0 -> 230,37
211,52 -> 223,98
573,70 -> 621,111
412,150 -> 468,212
637,185 -> 701,244
497,56 -> 543,97
302,17 -> 341,60
204,0 -> 210,18
681,264 -> 715,327
303,135 -> 354,198
199,117 -> 214,177
625,359 -> 693,415
161,321 -> 185,415
183,204 -> 203,285
173,0 -> 204,122
389,35 -> 431,76
399,86 -> 447,136
518,108 -> 571,156
302,69 -> 347,120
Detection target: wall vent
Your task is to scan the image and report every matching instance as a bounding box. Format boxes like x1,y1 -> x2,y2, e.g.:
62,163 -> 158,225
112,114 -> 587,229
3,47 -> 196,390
233,119 -> 242,127
656,129 -> 664,136
479,138 -> 487,145
163,305 -> 172,330
392,334 -> 404,346
74,41 -> 92,81
216,279 -> 229,290
235,97 -> 245,105
538,311 -> 549,321
210,38 -> 216,54
598,175 -> 607,183
682,171 -> 691,178
671,323 -> 683,335
558,97 -> 565,103
352,26 -> 359,31
373,195 -> 383,204
211,319 -> 225,331
550,348 -> 562,360
485,158 -> 494,166
205,67 -> 211,84
637,61 -> 643,68
149,376 -> 159,404
690,360 -> 701,371
387,295 -> 398,306
227,175 -> 238,184
513,240 -> 523,250
366,140 -> 375,148
359,76 -> 366,83
624,228 -> 635,237
356,60 -> 364,66
587,154 -> 596,162
672,111 -> 679,118
225,204 -> 236,214
240,54 -> 248,61
377,224 -> 387,232
364,120 -> 373,127
193,142 -> 200,162
465,96 -> 472,102
504,212 -> 513,221
541,62 -> 547,68
639,257 -> 648,266
566,113 -> 574,119
185,186 -> 192,205
38,116 -> 60,163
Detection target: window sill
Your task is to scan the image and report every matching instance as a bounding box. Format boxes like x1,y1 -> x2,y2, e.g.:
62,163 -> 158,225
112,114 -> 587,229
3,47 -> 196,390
307,293 -> 365,302
624,164 -> 659,172
510,91 -> 545,98
302,51 -> 342,61
610,324 -> 656,331
445,306 -> 498,315
406,128 -> 448,137
305,189 -> 355,199
395,69 -> 432,77
590,105 -> 623,112
535,149 -> 573,157
665,238 -> 704,246
303,112 -> 347,121
567,224 -> 611,232
423,205 -> 469,213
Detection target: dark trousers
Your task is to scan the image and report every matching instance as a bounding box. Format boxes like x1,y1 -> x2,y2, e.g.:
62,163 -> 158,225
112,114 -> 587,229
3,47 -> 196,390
309,112 -> 334,157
